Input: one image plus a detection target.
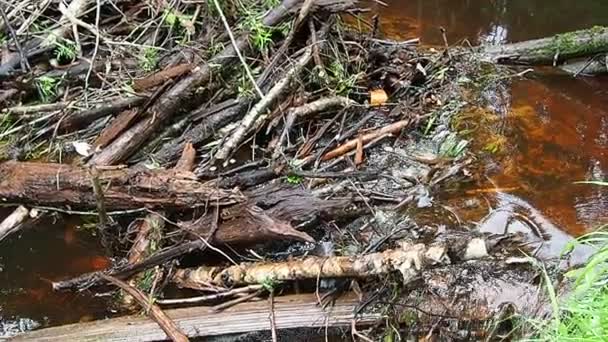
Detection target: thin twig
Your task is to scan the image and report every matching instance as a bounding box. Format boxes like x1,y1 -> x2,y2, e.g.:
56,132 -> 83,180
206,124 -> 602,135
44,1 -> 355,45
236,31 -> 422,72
156,285 -> 263,305
211,0 -> 264,99
100,274 -> 189,342
269,289 -> 278,342
0,5 -> 30,72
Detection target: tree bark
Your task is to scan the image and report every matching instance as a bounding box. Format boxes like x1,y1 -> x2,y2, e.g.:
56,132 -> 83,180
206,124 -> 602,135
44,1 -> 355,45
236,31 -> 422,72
0,161 -> 243,210
485,26 -> 608,66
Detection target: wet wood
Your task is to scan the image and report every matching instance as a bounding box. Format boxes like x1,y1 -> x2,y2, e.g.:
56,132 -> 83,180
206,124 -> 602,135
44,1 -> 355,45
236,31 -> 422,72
101,274 -> 189,342
485,26 -> 608,66
173,242 -> 447,287
181,204 -> 315,245
93,109 -> 140,149
0,161 -> 243,210
321,119 -> 411,161
11,293 -> 381,341
0,205 -> 30,242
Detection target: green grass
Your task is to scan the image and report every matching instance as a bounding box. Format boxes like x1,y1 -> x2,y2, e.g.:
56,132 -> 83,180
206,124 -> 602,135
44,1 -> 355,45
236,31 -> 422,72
35,76 -> 59,102
526,181 -> 608,341
53,38 -> 78,64
529,232 -> 608,341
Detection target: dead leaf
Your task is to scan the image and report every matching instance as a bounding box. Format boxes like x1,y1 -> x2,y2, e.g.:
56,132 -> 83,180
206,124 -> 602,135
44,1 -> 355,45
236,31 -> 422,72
369,89 -> 388,106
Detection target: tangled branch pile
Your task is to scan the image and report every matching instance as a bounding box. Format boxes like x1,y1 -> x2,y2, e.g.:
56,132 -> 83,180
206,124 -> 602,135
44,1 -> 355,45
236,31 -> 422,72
0,0 -> 531,340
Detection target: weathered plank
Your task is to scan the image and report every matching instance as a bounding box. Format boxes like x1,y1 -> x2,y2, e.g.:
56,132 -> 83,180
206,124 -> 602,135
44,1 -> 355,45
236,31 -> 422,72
11,293 -> 382,341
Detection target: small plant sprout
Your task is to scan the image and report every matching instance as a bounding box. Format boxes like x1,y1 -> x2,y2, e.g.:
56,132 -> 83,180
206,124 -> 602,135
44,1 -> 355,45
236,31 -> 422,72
53,38 -> 78,64
36,76 -> 59,102
240,12 -> 274,53
286,174 -> 303,184
139,47 -> 159,72
439,134 -> 469,158
327,60 -> 359,95
261,276 -> 280,292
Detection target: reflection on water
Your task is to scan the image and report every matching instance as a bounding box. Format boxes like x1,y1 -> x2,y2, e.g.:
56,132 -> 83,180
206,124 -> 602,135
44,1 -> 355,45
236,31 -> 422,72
375,0 -> 608,44
488,76 -> 608,236
373,1 -> 608,240
0,213 -> 111,337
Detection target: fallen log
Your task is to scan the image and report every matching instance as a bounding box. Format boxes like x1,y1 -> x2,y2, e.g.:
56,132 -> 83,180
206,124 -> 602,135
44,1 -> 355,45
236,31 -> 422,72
11,293 -> 381,341
485,26 -> 608,66
181,204 -> 315,245
0,161 -> 243,210
173,241 -> 447,288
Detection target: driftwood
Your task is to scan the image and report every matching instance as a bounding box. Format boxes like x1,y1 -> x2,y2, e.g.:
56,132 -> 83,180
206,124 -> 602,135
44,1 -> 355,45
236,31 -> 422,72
485,26 -> 608,66
11,293 -> 381,341
173,241 -> 447,287
0,161 -> 243,210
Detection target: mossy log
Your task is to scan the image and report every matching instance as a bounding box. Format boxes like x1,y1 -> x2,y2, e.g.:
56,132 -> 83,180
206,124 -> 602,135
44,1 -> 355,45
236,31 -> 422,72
485,26 -> 608,66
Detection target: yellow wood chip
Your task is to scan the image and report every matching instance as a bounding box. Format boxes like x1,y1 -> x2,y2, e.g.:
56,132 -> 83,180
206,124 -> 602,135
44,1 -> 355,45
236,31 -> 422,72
369,89 -> 388,106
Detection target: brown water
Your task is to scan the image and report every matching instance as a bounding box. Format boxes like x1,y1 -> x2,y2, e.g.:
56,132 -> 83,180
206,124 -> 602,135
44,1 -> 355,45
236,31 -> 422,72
371,0 -> 608,242
3,0 -> 608,337
0,209 -> 112,336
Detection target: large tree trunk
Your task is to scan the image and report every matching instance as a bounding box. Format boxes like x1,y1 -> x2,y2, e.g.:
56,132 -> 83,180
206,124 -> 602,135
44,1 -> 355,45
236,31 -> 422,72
485,26 -> 608,67
0,161 -> 243,210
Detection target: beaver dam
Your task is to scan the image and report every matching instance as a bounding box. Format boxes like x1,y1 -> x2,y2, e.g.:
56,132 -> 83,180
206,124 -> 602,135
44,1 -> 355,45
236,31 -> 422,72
1,0 -> 608,340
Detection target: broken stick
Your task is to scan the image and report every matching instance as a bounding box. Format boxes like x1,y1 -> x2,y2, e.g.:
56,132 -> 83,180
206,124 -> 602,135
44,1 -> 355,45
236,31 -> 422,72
321,119 -> 411,161
100,274 -> 189,342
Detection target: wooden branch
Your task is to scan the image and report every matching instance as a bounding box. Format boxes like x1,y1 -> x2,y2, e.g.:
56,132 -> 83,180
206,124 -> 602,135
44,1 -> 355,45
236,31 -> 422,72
133,63 -> 195,91
0,161 -> 243,210
58,96 -> 146,132
180,204 -> 315,245
321,119 -> 411,161
214,46 -> 314,161
142,99 -> 248,167
12,293 -> 381,341
100,274 -> 189,342
173,242 -> 447,287
0,205 -> 30,242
